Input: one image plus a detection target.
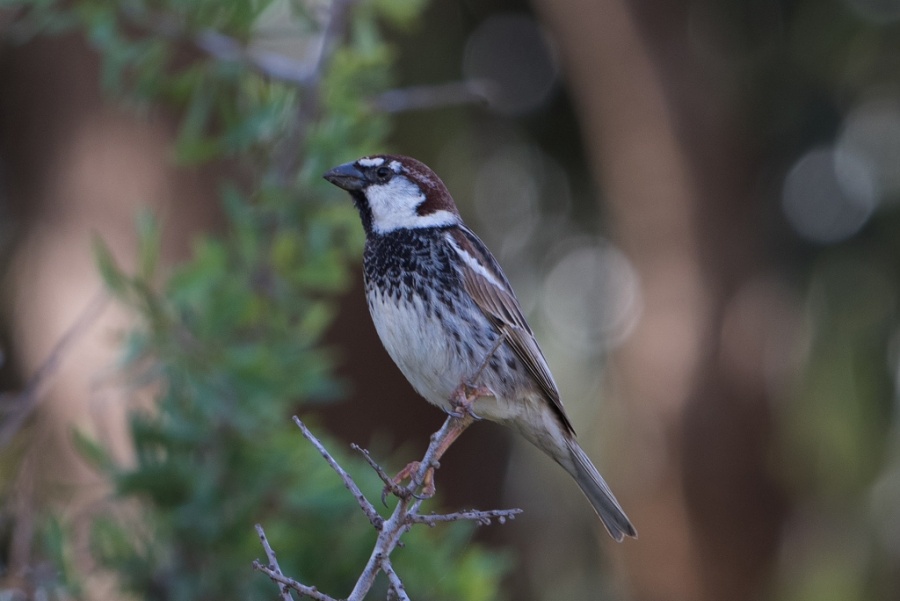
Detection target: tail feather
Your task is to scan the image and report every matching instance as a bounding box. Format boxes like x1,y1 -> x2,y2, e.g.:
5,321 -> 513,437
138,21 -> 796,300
565,438 -> 637,542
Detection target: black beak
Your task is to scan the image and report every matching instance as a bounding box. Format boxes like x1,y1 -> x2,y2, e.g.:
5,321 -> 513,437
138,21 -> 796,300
323,162 -> 366,191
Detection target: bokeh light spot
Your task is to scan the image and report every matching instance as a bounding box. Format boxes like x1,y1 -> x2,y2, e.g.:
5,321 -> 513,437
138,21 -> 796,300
463,14 -> 559,116
472,146 -> 540,254
838,95 -> 900,203
781,147 -> 877,244
540,241 -> 641,353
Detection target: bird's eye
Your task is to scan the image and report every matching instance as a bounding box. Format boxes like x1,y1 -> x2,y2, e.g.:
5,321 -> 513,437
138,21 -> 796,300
375,166 -> 392,180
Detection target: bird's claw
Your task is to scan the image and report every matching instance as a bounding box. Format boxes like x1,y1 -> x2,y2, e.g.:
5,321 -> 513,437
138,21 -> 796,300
383,460 -> 436,501
447,407 -> 484,421
449,382 -> 491,421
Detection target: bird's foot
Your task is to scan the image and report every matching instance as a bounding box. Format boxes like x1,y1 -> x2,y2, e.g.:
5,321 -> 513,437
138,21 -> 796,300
382,460 -> 436,503
448,383 -> 491,420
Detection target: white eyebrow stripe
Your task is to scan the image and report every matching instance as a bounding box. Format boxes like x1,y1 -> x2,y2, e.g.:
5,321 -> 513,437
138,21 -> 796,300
389,160 -> 402,172
446,235 -> 504,289
358,156 -> 385,167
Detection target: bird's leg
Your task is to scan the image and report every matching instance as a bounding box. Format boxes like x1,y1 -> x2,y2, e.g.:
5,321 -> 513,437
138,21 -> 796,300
388,412 -> 476,500
431,412 -> 476,463
404,337 -> 505,496
449,331 -> 508,420
387,336 -> 507,500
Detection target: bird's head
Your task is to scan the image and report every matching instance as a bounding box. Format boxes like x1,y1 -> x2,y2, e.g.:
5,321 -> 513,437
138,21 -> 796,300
324,155 -> 460,235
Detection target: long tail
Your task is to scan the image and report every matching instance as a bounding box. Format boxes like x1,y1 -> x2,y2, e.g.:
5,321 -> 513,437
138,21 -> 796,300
565,437 -> 637,542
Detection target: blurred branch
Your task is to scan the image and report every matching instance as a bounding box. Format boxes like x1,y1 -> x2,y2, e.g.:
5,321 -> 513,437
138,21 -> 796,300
254,416 -> 522,601
123,2 -> 491,116
273,0 -> 358,183
119,0 -> 363,183
0,291 -> 109,449
119,5 -> 325,87
92,1 -> 491,184
369,80 -> 494,113
195,29 -> 314,85
307,0 -> 357,89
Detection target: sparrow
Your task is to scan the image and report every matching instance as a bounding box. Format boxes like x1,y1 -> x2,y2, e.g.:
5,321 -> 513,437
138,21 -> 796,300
324,154 -> 636,541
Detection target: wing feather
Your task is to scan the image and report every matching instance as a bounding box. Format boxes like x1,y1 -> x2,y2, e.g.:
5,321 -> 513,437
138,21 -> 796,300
448,227 -> 574,434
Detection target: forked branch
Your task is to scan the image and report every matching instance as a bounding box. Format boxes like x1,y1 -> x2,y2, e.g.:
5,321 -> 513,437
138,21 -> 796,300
253,409 -> 521,600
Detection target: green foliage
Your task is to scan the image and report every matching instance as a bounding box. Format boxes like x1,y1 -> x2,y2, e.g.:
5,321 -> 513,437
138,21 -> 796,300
773,251 -> 897,601
5,1 -> 512,599
783,254 -> 893,495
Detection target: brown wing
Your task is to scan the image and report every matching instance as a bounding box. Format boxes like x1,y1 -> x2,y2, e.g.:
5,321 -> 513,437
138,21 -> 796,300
449,228 -> 575,434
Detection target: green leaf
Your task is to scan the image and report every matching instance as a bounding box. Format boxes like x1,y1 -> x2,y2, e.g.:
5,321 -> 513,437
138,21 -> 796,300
136,210 -> 161,281
372,0 -> 429,28
71,428 -> 115,472
93,235 -> 128,296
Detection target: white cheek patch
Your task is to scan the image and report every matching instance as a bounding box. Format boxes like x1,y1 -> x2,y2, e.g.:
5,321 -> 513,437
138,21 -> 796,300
358,156 -> 385,168
366,177 -> 459,234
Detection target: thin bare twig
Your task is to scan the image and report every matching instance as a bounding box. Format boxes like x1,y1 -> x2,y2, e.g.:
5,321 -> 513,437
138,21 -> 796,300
252,560 -> 337,601
382,559 -> 410,601
350,443 -> 407,503
0,291 -> 109,449
254,524 -> 294,601
410,508 -> 523,527
292,417 -> 383,528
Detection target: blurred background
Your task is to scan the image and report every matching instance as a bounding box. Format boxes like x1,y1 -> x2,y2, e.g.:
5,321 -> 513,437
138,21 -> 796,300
2,0 -> 900,599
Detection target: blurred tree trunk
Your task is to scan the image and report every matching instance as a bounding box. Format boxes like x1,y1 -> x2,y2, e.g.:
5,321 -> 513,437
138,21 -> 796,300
533,0 -> 789,599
